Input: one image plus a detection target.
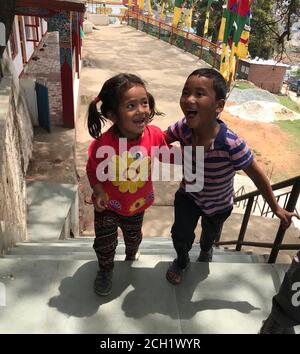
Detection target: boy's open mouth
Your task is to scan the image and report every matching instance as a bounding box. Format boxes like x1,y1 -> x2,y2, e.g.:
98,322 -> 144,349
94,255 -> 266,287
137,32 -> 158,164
186,110 -> 198,118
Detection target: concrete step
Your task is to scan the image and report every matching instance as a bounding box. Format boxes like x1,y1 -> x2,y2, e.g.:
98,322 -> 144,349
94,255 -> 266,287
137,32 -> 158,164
0,256 -> 297,334
26,181 -> 78,242
143,208 -> 300,253
4,237 -> 262,263
2,252 -> 260,263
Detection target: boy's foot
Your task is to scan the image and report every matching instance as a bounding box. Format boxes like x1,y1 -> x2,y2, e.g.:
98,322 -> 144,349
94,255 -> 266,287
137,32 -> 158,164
125,250 -> 140,261
197,248 -> 213,262
166,259 -> 190,285
259,313 -> 295,334
94,270 -> 113,296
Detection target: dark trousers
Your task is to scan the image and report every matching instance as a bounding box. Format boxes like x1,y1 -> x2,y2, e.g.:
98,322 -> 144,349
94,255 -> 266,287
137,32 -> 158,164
171,191 -> 232,268
93,209 -> 144,271
271,250 -> 300,327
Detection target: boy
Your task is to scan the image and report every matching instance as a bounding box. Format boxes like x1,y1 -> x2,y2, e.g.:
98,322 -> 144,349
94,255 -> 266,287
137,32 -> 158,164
164,68 -> 298,285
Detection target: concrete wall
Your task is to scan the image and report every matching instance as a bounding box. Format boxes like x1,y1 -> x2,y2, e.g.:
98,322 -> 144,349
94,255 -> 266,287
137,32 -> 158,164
248,64 -> 287,93
0,51 -> 34,255
87,14 -> 109,26
19,77 -> 39,126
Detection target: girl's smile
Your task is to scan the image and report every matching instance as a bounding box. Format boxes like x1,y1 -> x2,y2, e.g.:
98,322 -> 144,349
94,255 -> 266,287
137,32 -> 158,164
114,85 -> 150,140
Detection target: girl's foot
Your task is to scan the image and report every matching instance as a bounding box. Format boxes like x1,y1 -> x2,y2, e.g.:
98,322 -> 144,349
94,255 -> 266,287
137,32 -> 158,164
125,250 -> 140,261
94,270 -> 113,296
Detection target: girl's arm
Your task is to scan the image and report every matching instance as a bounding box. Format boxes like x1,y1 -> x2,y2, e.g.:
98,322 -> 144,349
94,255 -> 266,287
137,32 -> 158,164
243,160 -> 299,229
86,140 -> 108,212
92,183 -> 108,212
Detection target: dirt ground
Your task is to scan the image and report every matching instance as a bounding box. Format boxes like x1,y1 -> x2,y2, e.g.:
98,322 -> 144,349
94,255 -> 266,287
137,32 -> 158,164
221,108 -> 300,182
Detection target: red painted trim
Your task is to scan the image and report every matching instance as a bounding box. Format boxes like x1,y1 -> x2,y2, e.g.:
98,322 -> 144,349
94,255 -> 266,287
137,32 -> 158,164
19,68 -> 25,78
16,0 -> 86,12
61,56 -> 75,128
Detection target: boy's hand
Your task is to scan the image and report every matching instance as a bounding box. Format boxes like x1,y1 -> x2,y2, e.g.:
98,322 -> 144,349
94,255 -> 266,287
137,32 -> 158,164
92,184 -> 108,212
274,206 -> 299,229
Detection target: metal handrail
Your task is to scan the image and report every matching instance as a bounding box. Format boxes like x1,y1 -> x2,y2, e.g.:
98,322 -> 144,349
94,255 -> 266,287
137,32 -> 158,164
234,175 -> 300,203
125,10 -> 219,68
217,175 -> 300,263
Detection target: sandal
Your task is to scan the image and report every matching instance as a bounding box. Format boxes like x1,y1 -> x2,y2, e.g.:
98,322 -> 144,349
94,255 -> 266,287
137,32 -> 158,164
166,259 -> 190,285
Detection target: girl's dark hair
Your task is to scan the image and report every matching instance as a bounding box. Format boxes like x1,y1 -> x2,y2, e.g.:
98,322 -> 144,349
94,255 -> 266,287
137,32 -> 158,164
188,68 -> 227,100
88,73 -> 163,139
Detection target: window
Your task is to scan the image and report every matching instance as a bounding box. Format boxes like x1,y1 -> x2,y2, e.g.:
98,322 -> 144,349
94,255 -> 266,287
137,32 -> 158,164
24,16 -> 39,42
241,65 -> 249,75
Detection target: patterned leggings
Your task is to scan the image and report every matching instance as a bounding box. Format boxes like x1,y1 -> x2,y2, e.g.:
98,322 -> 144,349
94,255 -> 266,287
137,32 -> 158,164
93,209 -> 144,271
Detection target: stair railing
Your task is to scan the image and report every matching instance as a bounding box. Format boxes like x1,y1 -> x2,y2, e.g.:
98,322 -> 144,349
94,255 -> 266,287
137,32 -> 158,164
233,185 -> 246,208
216,175 -> 300,263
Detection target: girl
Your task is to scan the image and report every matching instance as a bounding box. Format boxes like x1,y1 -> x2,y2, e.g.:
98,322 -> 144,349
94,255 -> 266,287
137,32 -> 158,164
86,73 -> 167,296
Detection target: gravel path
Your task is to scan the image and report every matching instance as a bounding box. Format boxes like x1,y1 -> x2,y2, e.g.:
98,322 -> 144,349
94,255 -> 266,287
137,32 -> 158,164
227,88 -> 279,104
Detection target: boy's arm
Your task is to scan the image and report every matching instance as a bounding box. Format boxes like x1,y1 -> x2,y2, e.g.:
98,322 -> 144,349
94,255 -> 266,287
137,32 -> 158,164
163,129 -> 176,144
243,160 -> 299,229
158,129 -> 182,165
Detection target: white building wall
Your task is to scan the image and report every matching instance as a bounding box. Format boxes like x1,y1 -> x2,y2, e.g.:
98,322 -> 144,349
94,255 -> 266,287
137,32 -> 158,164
73,47 -> 81,121
8,16 -> 48,76
37,18 -> 43,41
42,19 -> 48,35
9,20 -> 23,77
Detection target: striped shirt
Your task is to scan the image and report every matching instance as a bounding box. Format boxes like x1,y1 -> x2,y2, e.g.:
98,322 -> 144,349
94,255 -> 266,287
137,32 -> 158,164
167,118 -> 253,216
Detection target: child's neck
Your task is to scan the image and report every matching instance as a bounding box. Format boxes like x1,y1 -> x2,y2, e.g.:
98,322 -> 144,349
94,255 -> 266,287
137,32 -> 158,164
192,120 -> 220,148
113,124 -> 142,141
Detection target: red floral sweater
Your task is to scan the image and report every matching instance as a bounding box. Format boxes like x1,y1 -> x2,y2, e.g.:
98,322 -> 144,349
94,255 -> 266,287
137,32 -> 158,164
86,125 -> 168,216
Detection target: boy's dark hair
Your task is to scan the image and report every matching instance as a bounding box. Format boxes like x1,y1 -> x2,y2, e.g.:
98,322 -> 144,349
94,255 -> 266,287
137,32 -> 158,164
88,73 -> 163,139
188,68 -> 227,100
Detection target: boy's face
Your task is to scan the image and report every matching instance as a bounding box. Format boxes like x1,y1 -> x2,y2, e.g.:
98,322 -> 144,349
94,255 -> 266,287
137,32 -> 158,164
180,75 -> 225,130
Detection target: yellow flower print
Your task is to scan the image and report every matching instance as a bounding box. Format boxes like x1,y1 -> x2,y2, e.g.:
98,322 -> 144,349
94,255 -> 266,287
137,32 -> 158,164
109,152 -> 151,194
129,197 -> 146,213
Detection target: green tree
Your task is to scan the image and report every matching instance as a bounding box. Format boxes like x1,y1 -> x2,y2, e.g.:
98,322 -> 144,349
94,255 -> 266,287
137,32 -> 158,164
248,0 -> 278,59
249,0 -> 300,59
193,0 -> 223,42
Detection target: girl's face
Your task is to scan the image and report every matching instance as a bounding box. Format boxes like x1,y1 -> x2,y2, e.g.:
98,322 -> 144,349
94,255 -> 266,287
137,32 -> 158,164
114,85 -> 150,140
180,75 -> 224,131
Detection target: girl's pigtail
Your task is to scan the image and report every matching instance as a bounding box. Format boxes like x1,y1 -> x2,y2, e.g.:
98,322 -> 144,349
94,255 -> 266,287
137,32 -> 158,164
147,92 -> 164,121
88,97 -> 106,139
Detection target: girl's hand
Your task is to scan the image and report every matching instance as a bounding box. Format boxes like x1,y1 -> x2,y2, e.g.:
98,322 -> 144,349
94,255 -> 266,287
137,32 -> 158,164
274,206 -> 299,229
92,184 -> 108,212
